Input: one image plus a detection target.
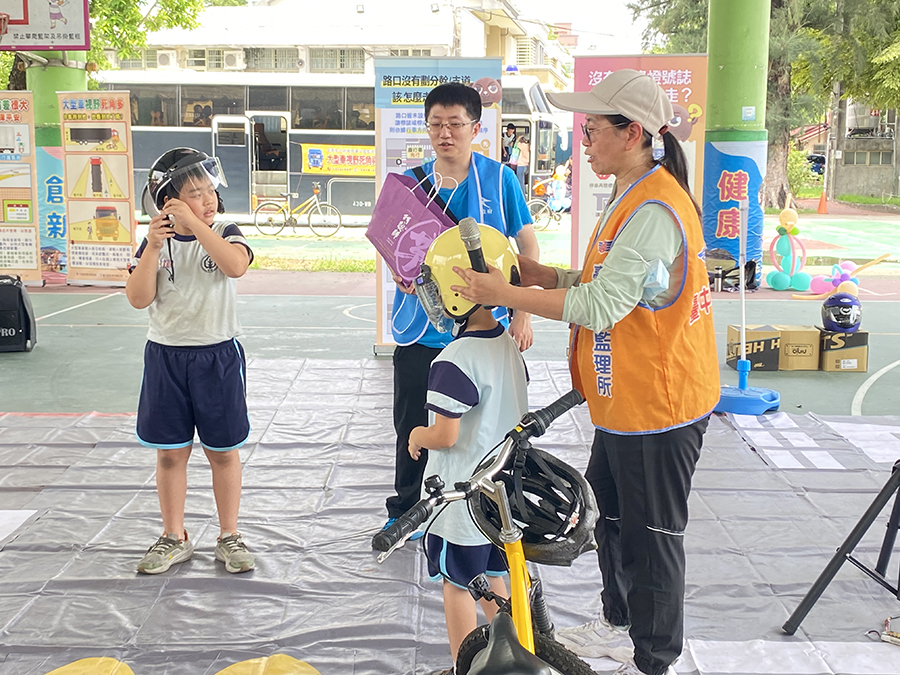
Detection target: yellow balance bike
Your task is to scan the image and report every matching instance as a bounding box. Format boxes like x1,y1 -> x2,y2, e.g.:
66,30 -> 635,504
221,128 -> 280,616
374,389 -> 598,675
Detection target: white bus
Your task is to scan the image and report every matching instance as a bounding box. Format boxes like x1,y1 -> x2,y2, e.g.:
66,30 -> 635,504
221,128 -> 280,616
98,70 -> 567,221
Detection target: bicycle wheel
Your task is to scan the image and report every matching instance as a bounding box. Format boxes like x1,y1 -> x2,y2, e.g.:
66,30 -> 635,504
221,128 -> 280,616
254,201 -> 287,236
456,624 -> 595,675
308,202 -> 342,237
527,199 -> 552,231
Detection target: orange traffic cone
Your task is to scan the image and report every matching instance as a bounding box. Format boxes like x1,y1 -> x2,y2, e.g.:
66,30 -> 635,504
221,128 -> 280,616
817,190 -> 828,214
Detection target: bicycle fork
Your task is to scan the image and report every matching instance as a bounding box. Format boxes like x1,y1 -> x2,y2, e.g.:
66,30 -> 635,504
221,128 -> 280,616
488,476 -> 537,653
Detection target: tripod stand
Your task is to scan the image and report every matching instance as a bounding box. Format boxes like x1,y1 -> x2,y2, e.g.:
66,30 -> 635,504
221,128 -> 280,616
783,459 -> 900,634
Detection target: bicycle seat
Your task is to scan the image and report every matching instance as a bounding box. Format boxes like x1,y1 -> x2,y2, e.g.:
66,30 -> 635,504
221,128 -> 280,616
280,192 -> 299,199
467,613 -> 553,675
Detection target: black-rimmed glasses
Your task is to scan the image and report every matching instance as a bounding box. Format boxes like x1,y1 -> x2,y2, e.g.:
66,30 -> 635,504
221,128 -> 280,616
425,120 -> 477,133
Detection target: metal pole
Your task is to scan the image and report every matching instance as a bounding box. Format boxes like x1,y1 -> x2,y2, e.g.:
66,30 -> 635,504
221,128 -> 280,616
783,461 -> 900,635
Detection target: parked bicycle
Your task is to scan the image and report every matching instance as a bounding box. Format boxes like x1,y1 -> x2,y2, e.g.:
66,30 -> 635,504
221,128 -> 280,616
374,389 -> 598,675
253,179 -> 342,237
526,197 -> 564,232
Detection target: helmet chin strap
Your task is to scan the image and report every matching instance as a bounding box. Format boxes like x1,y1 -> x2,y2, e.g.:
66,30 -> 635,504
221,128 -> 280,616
452,314 -> 473,337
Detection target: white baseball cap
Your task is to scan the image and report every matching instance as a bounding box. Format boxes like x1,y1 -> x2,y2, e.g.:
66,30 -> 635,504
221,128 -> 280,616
547,69 -> 673,136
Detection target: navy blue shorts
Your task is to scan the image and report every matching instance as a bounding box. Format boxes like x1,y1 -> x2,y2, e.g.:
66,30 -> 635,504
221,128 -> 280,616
136,339 -> 250,451
425,533 -> 508,590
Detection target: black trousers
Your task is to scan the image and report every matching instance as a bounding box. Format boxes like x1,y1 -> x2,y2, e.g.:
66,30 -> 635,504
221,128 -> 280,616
385,343 -> 443,519
584,417 -> 708,675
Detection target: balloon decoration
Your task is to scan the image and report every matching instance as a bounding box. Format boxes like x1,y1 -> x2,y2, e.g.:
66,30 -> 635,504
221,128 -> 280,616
791,253 -> 891,300
766,207 -> 811,291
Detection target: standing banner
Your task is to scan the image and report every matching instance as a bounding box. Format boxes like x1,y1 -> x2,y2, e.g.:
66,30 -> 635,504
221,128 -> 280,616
0,91 -> 40,284
58,91 -> 135,286
572,55 -> 708,266
372,57 -> 502,349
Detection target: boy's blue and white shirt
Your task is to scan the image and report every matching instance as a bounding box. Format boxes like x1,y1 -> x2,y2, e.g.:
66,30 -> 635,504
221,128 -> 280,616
131,222 -> 253,346
422,324 -> 529,546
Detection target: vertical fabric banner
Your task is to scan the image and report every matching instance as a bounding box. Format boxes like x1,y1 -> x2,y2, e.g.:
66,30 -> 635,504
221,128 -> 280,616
35,147 -> 66,281
58,91 -> 136,286
702,141 -> 767,273
0,92 -> 40,284
572,55 -> 708,267
372,57 -> 503,348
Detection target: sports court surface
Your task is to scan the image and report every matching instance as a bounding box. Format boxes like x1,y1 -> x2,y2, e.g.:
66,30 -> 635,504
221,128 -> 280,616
2,211 -> 900,674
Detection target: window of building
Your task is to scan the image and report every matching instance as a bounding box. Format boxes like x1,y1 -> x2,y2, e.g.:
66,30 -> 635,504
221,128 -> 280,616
207,49 -> 224,71
119,54 -> 143,70
246,48 -> 275,71
346,87 -> 375,129
116,84 -> 177,126
390,48 -> 431,57
878,151 -> 893,165
181,85 -> 245,126
246,48 -> 299,72
186,49 -> 207,69
292,86 -> 343,128
309,48 -> 365,74
275,48 -> 298,70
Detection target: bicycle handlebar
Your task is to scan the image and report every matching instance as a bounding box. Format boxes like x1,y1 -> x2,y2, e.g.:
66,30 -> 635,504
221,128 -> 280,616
372,497 -> 436,552
374,389 -> 584,558
520,388 -> 584,439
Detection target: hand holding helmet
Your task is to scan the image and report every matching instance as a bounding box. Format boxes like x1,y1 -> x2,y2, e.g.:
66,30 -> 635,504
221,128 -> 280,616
414,221 -> 520,333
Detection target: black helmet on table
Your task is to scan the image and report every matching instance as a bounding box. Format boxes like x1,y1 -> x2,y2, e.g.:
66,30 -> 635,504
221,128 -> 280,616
469,445 -> 598,566
141,147 -> 227,216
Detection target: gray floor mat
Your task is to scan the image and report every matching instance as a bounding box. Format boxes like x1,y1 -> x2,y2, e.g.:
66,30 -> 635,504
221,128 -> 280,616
1,359 -> 899,674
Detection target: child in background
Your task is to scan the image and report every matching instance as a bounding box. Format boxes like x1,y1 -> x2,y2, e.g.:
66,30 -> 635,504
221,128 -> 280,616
127,147 -> 255,575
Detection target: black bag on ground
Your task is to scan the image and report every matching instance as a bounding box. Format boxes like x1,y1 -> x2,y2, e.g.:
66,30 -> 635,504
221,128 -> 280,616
0,274 -> 36,352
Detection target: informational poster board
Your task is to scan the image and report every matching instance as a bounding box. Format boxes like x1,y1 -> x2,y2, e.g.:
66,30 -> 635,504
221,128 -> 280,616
0,91 -> 40,283
373,57 -> 502,348
58,91 -> 136,285
0,0 -> 90,51
571,55 -> 708,266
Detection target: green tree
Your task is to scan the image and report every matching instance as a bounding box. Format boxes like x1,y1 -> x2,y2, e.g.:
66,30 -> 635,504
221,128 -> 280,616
628,0 -> 900,207
2,0 -> 203,89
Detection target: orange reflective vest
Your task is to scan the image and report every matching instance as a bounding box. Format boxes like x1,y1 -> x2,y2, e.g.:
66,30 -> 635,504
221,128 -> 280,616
569,166 -> 719,434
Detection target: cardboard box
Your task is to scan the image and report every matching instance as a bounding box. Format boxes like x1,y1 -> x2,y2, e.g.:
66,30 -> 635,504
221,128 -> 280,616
726,325 -> 780,371
773,325 -> 820,371
819,329 -> 869,372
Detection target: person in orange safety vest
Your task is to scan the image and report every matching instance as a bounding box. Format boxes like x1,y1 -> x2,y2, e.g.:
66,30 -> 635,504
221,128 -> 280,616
449,69 -> 719,675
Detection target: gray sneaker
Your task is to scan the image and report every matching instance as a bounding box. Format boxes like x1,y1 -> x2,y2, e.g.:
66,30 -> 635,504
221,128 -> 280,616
137,532 -> 193,574
215,533 -> 255,573
555,616 -> 634,662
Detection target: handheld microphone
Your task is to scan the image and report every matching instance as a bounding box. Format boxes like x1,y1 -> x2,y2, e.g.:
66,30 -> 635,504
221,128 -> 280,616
458,217 -> 489,274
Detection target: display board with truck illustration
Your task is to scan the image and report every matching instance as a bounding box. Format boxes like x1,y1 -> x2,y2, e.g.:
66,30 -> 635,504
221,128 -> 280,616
58,92 -> 135,285
0,92 -> 40,284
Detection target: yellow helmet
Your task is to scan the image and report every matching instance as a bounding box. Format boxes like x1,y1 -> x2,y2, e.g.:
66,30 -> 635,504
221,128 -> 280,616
414,218 -> 520,332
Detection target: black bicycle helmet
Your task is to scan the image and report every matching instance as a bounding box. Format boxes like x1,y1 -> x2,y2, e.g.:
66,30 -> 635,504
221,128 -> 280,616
469,445 -> 598,567
141,147 -> 227,216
